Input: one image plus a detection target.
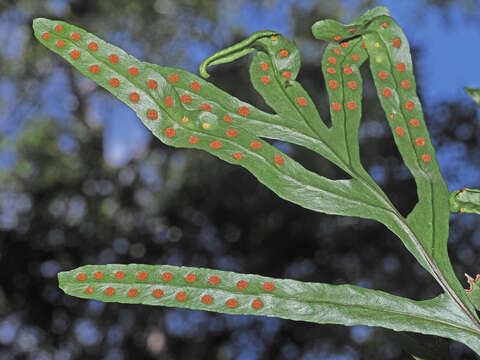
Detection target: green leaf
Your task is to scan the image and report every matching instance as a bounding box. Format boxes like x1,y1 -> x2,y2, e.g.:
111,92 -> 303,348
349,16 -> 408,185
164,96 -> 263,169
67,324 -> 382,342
32,18 -> 397,223
312,7 -> 480,336
450,188 -> 480,215
58,264 -> 480,352
465,87 -> 480,106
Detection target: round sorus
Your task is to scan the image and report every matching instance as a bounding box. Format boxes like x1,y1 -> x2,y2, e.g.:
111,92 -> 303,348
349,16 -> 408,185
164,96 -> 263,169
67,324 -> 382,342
395,127 -> 405,136
226,298 -> 238,308
94,271 -> 103,279
185,273 -> 197,283
70,50 -> 80,59
71,32 -> 81,40
147,110 -> 158,120
189,136 -> 199,145
148,79 -> 158,89
108,54 -> 119,63
410,119 -> 420,127
422,154 -> 431,162
279,49 -> 289,58
105,287 -> 115,296
190,81 -> 201,91
169,73 -> 179,83
129,92 -> 140,102
128,67 -> 139,76
162,272 -> 173,281
42,32 -> 50,40
55,24 -> 63,32
226,129 -> 238,137
89,42 -> 99,51
180,94 -> 191,103
85,286 -> 93,294
378,71 -> 388,80
76,273 -> 86,281
152,289 -> 164,298
250,141 -> 262,150
202,294 -> 213,304
109,78 -> 120,87
164,127 -> 176,138
274,155 -> 284,165
128,289 -> 138,298
210,140 -> 222,149
396,62 -> 406,72
56,40 -> 65,48
165,96 -> 174,108
237,280 -> 248,290
176,292 -> 187,302
209,275 -> 220,285
415,137 -> 426,147
233,152 -> 243,160
137,271 -> 148,280
115,271 -> 125,279
89,65 -> 99,73
263,282 -> 275,291
252,299 -> 263,309
238,106 -> 250,116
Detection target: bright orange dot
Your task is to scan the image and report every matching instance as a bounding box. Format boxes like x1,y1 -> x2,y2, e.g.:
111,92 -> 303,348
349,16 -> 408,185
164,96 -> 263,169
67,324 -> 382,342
327,67 -> 336,74
328,80 -> 338,89
190,81 -> 201,91
274,155 -> 284,165
260,75 -> 271,84
200,103 -> 211,111
263,282 -> 275,291
202,294 -> 213,304
378,71 -> 388,80
115,271 -> 125,279
279,49 -> 289,58
351,54 -> 360,61
250,141 -> 262,150
260,62 -> 269,71
415,137 -> 426,147
148,79 -> 158,89
333,48 -> 342,55
252,299 -> 263,309
333,35 -> 342,41
226,298 -> 238,308
85,286 -> 93,294
128,289 -> 138,297
381,22 -> 389,28
401,80 -> 411,89
237,280 -> 248,290
108,54 -> 119,63
89,65 -> 99,73
176,292 -> 187,302
296,97 -> 308,106
55,25 -> 63,32
347,101 -> 357,110
109,78 -> 119,87
168,73 -> 179,83
164,127 -> 176,138
71,32 -> 80,40
238,106 -> 250,116
361,42 -> 366,48
70,50 -> 80,59
396,127 -> 405,136
189,136 -> 199,144
42,32 -> 50,40
405,100 -> 415,110
209,275 -> 220,285
129,92 -> 139,102
226,129 -> 238,137
422,154 -> 431,162
392,38 -> 402,48
282,71 -> 292,79
137,271 -> 148,280
332,102 -> 342,111
223,115 -> 233,123
382,88 -> 392,98
56,40 -> 65,48
180,94 -> 191,103
185,273 -> 197,283
105,287 -> 115,296
396,62 -> 406,72
210,141 -> 222,149
233,152 -> 243,160
162,272 -> 173,281
153,289 -> 164,298
340,41 -> 349,48
328,56 -> 337,65
165,96 -> 174,108
128,67 -> 139,76
76,273 -> 86,281
410,118 -> 420,127
94,271 -> 103,280
89,42 -> 99,51
349,27 -> 356,32
348,81 -> 358,90
147,110 -> 158,120
344,66 -> 353,75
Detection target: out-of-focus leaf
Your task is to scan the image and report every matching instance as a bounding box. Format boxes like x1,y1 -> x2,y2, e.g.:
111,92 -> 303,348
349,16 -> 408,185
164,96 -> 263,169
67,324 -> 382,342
58,264 -> 480,352
465,87 -> 480,106
450,188 -> 480,215
465,274 -> 480,311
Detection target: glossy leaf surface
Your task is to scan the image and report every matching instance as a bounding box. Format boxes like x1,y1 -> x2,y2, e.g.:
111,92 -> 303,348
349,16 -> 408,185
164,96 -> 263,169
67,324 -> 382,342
59,264 -> 480,352
34,5 -> 480,352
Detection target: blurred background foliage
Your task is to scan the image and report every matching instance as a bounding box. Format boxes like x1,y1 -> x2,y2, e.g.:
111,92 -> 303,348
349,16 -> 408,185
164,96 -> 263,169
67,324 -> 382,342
0,0 -> 480,359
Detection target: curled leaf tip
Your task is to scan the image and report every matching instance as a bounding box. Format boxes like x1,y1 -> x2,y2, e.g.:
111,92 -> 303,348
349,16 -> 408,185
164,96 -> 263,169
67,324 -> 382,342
199,30 -> 279,79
